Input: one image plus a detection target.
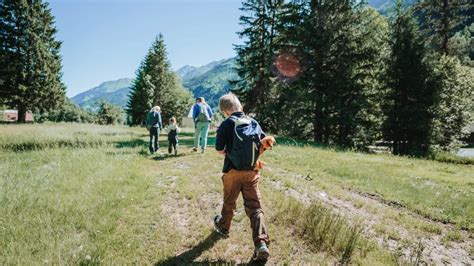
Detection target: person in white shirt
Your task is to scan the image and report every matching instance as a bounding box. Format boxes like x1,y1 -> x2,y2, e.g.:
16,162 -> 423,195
165,117 -> 180,155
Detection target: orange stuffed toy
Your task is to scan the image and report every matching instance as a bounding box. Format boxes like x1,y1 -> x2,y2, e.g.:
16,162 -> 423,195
255,136 -> 276,171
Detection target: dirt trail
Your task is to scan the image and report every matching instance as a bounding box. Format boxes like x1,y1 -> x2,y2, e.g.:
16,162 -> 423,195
154,154 -> 332,264
265,166 -> 473,265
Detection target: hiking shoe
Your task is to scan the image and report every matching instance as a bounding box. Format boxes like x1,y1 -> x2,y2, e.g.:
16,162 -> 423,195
201,149 -> 205,154
174,149 -> 178,156
193,147 -> 198,152
213,215 -> 229,238
253,243 -> 270,262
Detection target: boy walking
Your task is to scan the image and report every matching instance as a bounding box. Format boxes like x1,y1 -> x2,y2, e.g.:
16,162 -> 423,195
213,93 -> 270,262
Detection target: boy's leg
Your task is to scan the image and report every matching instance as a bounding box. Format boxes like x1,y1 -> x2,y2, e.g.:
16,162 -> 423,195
242,171 -> 270,246
168,140 -> 172,154
200,122 -> 210,151
218,170 -> 242,232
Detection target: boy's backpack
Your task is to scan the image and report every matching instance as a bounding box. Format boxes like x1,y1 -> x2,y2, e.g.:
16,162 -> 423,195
196,103 -> 210,123
227,115 -> 263,170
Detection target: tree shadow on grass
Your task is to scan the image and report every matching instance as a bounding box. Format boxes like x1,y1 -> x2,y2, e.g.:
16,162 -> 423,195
177,136 -> 216,148
115,138 -> 147,149
151,151 -> 193,161
154,231 -> 267,266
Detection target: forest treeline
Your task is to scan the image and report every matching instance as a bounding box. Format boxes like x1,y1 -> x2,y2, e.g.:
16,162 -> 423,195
232,0 -> 473,155
1,0 -> 472,156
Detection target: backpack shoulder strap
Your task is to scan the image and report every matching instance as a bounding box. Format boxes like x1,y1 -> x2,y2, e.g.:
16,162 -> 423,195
229,115 -> 238,122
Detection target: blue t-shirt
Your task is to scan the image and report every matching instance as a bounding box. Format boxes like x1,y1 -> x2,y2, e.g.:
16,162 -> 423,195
192,103 -> 213,122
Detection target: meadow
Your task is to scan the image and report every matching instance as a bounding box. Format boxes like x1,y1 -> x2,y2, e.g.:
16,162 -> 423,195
0,123 -> 472,264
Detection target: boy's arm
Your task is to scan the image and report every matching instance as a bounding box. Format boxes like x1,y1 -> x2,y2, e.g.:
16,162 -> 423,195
215,123 -> 226,155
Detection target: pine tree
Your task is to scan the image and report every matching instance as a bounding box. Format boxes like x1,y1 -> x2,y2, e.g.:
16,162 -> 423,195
279,0 -> 388,147
351,6 -> 391,149
0,0 -> 66,122
127,34 -> 192,125
417,0 -> 473,55
382,1 -> 433,155
448,23 -> 473,66
127,67 -> 154,125
233,0 -> 285,129
428,55 -> 474,151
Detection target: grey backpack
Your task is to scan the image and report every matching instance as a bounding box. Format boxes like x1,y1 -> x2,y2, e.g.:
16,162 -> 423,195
196,104 -> 210,122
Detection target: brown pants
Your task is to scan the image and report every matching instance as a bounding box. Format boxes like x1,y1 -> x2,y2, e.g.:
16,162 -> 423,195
218,169 -> 270,246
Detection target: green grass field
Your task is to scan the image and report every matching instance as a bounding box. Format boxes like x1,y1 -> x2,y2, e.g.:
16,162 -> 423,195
1,124 -> 472,264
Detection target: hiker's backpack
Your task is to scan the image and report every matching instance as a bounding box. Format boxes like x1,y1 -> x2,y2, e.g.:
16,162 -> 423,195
196,103 -> 210,123
228,115 -> 263,170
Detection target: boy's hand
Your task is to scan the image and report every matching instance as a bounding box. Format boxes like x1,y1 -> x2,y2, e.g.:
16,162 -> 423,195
259,136 -> 276,155
217,149 -> 225,155
255,160 -> 266,171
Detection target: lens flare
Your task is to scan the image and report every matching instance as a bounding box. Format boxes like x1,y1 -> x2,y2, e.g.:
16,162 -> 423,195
274,53 -> 301,79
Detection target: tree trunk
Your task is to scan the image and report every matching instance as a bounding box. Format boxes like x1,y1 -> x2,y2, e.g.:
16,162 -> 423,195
441,0 -> 449,55
17,105 -> 26,123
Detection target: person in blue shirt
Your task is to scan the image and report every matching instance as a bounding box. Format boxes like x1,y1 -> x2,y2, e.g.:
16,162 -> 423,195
192,97 -> 213,153
145,106 -> 163,154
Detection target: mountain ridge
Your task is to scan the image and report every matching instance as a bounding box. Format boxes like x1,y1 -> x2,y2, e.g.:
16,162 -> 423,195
70,78 -> 132,111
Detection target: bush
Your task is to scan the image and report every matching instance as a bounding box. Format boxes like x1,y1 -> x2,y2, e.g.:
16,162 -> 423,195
35,99 -> 95,123
96,101 -> 125,125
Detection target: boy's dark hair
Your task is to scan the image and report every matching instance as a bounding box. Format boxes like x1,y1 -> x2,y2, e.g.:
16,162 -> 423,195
169,117 -> 176,123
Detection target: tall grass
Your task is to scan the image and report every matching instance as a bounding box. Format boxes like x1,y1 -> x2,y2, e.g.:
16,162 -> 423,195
274,198 -> 363,264
427,151 -> 474,165
0,123 -> 137,151
267,145 -> 474,231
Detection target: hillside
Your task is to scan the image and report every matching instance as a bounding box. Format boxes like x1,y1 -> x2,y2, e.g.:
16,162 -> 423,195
70,78 -> 132,111
368,0 -> 417,14
178,57 -> 238,109
70,58 -> 238,112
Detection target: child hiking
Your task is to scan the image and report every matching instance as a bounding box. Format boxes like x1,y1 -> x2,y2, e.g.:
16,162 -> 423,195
165,117 -> 180,155
213,93 -> 271,262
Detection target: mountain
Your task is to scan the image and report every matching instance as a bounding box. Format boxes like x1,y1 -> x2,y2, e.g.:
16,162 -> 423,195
70,58 -> 238,113
368,0 -> 417,14
179,57 -> 238,109
176,65 -> 196,78
177,58 -> 230,82
70,78 -> 132,111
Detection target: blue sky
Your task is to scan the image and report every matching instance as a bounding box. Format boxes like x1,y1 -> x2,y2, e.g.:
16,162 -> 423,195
46,0 -> 242,97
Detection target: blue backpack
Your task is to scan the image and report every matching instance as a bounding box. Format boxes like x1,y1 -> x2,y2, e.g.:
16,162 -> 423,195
228,115 -> 264,170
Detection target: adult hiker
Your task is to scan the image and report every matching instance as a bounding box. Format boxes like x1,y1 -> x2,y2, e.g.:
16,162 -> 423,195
192,97 -> 213,153
145,106 -> 163,154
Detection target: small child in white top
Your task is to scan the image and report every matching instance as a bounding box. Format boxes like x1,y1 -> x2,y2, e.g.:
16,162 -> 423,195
165,117 -> 180,155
